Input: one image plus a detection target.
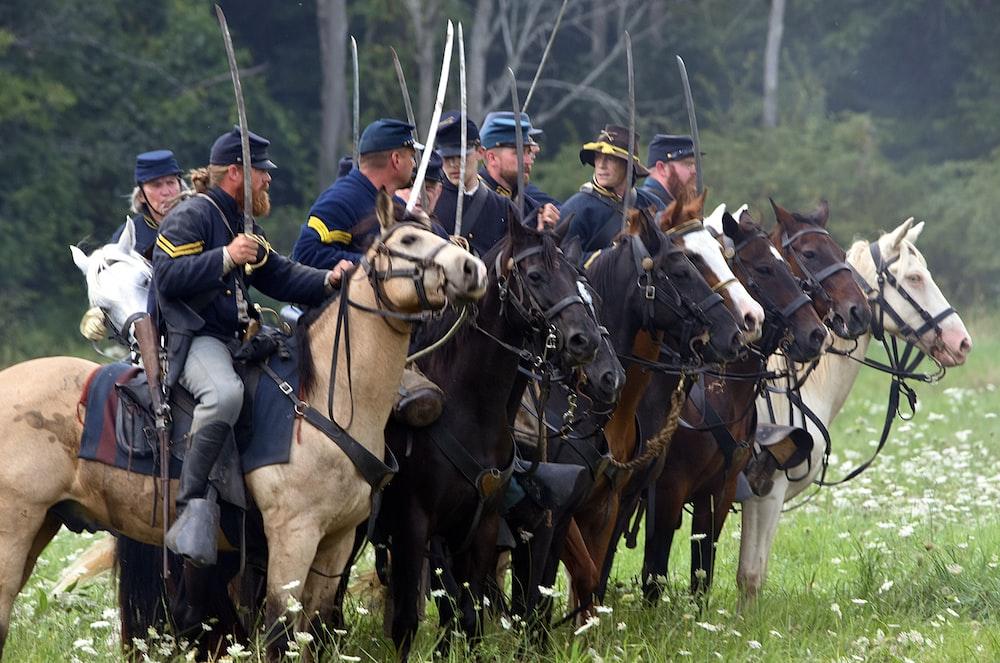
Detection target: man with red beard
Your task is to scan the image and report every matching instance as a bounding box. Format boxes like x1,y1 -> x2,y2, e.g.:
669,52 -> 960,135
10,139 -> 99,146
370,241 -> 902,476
639,133 -> 699,207
153,126 -> 338,566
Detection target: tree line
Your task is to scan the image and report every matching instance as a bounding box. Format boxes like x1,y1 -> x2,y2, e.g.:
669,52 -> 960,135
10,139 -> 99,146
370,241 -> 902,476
2,0 -> 998,365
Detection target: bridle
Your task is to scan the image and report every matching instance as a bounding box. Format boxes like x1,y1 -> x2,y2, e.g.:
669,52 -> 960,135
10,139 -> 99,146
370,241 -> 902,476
780,225 -> 852,315
362,221 -> 455,320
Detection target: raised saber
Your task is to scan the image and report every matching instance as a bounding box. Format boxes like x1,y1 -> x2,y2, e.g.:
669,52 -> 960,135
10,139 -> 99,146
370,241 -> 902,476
676,55 -> 703,194
351,36 -> 360,165
623,31 -> 635,229
455,23 -> 468,236
389,47 -> 427,211
215,4 -> 252,236
507,67 -> 525,223
522,0 -> 569,114
406,20 -> 454,214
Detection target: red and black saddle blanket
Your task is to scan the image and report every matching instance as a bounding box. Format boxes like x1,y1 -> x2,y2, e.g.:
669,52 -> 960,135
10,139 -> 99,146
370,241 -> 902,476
77,333 -> 303,482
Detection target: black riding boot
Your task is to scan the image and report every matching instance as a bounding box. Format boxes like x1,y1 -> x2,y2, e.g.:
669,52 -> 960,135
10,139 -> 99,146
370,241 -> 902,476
164,420 -> 229,567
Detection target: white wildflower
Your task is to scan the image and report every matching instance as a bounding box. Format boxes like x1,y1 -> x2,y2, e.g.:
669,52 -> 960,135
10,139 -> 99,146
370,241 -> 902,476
898,524 -> 914,538
831,603 -> 842,618
748,640 -> 762,649
538,585 -> 559,597
690,533 -> 707,541
946,563 -> 963,575
226,643 -> 251,659
695,621 -> 720,632
89,620 -> 111,630
355,604 -> 370,615
595,605 -> 613,614
851,598 -> 868,605
574,616 -> 600,636
879,580 -> 894,593
617,622 -> 626,631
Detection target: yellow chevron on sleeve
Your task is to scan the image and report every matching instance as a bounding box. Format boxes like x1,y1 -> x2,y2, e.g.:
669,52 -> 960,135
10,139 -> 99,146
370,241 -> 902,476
307,216 -> 352,245
583,249 -> 603,270
156,235 -> 205,258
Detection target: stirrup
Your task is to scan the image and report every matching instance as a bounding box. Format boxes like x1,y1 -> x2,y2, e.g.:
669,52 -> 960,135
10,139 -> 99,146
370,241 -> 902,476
164,498 -> 220,568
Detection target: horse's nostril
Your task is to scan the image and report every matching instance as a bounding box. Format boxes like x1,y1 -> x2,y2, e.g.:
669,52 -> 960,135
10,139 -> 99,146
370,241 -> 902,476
810,328 -> 827,349
743,312 -> 758,331
463,259 -> 474,276
569,332 -> 597,355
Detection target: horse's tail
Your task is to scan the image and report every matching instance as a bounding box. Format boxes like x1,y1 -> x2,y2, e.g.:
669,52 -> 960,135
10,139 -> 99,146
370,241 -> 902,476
115,535 -> 174,648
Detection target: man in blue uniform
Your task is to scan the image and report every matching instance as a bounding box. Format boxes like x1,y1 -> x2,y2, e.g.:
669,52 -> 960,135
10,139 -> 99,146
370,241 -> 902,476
80,151 -> 187,342
293,119 -> 444,429
395,150 -> 446,216
433,111 -> 518,256
154,126 -> 337,566
639,133 -> 699,208
292,118 -> 421,270
478,111 -> 560,230
563,124 -> 664,256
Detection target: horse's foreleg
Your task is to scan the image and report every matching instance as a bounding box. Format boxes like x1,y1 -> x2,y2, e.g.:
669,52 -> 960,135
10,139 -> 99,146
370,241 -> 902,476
300,527 -> 357,656
389,507 -> 429,661
737,477 -> 787,603
0,508 -> 60,656
560,518 -> 599,618
449,515 -> 499,651
641,477 -> 683,602
260,519 -> 322,658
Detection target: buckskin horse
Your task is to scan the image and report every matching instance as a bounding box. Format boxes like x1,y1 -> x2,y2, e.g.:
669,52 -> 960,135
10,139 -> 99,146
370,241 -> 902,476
541,205 -> 746,621
0,191 -> 486,660
738,211 -> 973,601
379,215 -> 604,660
639,204 -> 828,600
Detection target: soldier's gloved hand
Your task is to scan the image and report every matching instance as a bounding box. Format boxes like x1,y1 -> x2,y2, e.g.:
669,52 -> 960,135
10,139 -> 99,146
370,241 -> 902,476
80,306 -> 108,341
536,203 -> 560,231
327,259 -> 355,288
226,234 -> 262,266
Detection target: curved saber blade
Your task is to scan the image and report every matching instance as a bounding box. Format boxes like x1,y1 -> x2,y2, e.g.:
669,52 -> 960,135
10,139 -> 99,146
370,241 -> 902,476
676,55 -> 703,194
407,20 -> 454,214
455,23 -> 468,236
507,67 -> 525,223
523,0 -> 569,114
390,47 -> 418,135
351,36 -> 360,164
214,4 -> 253,234
623,31 -> 635,230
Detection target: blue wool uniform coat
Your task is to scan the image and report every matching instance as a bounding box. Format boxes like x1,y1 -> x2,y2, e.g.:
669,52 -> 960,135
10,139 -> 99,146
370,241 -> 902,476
639,176 -> 675,208
111,205 -> 159,259
563,182 -> 665,256
433,179 -> 517,256
292,168 -> 382,269
525,183 -> 561,209
478,168 -> 543,218
153,187 -> 329,385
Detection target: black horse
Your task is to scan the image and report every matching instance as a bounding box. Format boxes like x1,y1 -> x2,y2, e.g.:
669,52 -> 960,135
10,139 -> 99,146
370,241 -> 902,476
378,216 -> 605,660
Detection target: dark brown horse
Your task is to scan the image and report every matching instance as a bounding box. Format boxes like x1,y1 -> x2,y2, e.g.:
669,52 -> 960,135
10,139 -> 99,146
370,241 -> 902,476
640,205 -> 828,599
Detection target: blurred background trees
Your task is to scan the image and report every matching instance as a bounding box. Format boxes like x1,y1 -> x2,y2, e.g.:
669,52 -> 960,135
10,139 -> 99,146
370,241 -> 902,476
2,0 -> 998,364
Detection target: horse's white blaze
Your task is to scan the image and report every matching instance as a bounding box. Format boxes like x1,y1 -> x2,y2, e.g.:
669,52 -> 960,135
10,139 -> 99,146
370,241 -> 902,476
687,227 -> 765,335
769,245 -> 785,262
739,217 -> 971,599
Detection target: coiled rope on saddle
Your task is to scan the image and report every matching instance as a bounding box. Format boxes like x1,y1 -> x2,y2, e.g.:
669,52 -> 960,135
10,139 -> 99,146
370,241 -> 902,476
606,377 -> 687,471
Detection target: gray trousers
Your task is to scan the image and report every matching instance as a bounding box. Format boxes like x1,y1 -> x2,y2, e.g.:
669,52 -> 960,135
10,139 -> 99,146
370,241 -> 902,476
179,335 -> 244,433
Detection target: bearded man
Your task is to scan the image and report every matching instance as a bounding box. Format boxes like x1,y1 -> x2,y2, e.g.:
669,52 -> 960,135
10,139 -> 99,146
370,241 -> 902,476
153,126 -> 339,566
562,124 -> 664,257
639,133 -> 699,207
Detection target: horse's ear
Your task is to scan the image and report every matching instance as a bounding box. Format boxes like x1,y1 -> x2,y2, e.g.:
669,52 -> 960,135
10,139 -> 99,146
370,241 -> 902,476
691,188 -> 708,216
375,189 -> 395,230
116,216 -> 137,255
722,211 -> 739,239
70,245 -> 89,274
884,216 -> 915,250
703,203 -> 726,235
903,218 -> 924,244
563,235 -> 582,266
814,200 -> 830,227
770,198 -> 795,227
660,198 -> 680,230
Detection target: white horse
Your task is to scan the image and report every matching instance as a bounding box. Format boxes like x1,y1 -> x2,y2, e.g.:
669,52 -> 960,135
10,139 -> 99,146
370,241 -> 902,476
70,217 -> 152,347
738,217 -> 973,599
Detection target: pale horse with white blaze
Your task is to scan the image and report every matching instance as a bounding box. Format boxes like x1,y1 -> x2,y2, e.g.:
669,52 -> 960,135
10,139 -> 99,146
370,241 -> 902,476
673,204 -> 765,341
738,217 -> 973,599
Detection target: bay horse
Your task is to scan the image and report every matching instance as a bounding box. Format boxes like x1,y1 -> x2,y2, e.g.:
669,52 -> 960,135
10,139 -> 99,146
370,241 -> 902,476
640,204 -> 828,600
381,216 -> 604,660
545,205 -> 746,620
0,190 -> 487,659
738,213 -> 973,601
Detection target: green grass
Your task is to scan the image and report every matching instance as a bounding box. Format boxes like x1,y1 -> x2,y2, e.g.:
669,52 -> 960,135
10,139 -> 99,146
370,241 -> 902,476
8,314 -> 1000,661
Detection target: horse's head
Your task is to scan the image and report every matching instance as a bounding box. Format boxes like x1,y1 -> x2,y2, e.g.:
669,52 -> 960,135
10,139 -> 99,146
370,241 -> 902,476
589,207 -> 743,364
851,218 -> 972,367
662,196 -> 765,343
710,206 -> 828,362
70,218 -> 151,341
367,190 -> 487,312
561,236 -> 626,406
770,199 -> 871,339
495,213 -> 602,368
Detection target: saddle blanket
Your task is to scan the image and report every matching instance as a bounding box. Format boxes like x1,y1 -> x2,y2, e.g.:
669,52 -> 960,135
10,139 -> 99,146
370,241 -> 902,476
78,336 -> 303,478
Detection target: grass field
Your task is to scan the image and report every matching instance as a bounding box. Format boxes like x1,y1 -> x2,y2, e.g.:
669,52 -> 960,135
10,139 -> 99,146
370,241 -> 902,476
7,314 -> 999,662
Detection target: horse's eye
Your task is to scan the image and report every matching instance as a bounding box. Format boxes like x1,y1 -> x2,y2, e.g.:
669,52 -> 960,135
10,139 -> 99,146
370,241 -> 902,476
671,268 -> 691,280
906,273 -> 922,285
802,250 -> 816,260
526,270 -> 546,285
400,234 -> 417,246
755,265 -> 773,276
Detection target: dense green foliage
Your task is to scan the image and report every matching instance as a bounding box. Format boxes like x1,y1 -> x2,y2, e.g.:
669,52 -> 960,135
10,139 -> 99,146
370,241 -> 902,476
2,0 -> 999,364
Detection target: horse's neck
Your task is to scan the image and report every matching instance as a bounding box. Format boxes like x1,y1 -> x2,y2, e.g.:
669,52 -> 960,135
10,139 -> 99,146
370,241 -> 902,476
712,353 -> 764,419
306,273 -> 410,442
605,330 -> 661,459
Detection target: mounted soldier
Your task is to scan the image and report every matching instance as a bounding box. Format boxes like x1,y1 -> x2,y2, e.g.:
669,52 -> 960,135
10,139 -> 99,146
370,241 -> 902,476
478,111 -> 560,230
433,110 -> 518,256
395,150 -> 446,216
292,118 -> 445,428
639,133 -> 699,208
154,126 -> 338,566
80,150 -> 186,343
562,124 -> 665,256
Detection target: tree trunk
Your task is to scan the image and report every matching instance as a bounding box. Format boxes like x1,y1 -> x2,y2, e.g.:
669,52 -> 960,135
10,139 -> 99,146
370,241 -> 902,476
468,0 -> 495,122
762,0 -> 786,128
404,0 -> 440,133
317,0 -> 347,186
